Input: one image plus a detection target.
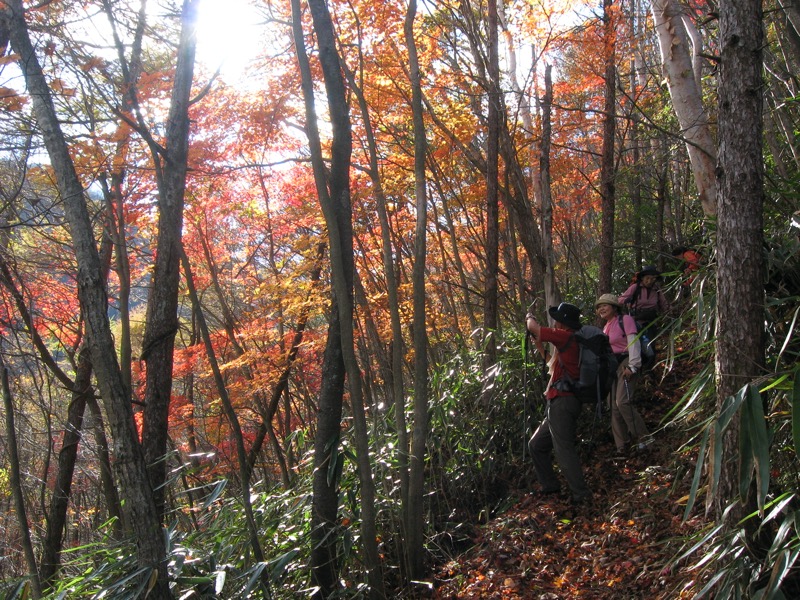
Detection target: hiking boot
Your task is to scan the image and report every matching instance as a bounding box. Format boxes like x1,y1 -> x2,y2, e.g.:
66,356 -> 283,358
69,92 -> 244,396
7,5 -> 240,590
521,489 -> 560,508
561,495 -> 593,518
612,447 -> 628,460
570,494 -> 592,508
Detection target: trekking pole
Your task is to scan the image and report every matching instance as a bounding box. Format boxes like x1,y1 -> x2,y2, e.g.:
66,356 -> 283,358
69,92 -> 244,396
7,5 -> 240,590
586,379 -> 604,456
623,376 -> 647,440
523,330 -> 531,460
523,300 -> 547,460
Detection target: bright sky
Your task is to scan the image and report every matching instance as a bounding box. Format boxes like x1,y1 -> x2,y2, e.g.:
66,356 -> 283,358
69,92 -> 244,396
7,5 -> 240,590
196,0 -> 264,83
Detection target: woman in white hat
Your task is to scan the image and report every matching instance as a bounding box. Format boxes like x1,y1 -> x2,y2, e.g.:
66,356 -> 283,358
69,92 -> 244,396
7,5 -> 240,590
595,293 -> 653,456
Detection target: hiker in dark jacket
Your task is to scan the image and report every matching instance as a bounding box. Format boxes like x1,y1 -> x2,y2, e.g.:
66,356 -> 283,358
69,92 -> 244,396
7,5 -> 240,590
525,302 -> 592,506
618,265 -> 670,338
595,294 -> 652,456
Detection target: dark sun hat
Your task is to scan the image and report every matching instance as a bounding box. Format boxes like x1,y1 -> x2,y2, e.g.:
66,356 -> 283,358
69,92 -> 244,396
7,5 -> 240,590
548,302 -> 582,329
636,265 -> 661,280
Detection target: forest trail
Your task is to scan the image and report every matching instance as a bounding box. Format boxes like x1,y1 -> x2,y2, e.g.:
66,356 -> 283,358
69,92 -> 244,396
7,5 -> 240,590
432,352 -> 707,599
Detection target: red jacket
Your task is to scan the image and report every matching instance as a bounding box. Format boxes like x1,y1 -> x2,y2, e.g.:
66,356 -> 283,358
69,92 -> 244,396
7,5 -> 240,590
539,327 -> 580,400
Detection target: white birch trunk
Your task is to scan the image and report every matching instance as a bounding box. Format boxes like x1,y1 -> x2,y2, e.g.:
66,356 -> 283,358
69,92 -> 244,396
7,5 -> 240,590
651,0 -> 718,216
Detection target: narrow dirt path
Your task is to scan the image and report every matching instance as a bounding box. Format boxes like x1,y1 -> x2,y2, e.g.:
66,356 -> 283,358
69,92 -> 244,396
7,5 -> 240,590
432,361 -> 707,599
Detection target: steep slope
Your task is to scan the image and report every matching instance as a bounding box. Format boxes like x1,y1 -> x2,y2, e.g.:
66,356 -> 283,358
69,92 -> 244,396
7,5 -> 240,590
432,360 -> 707,599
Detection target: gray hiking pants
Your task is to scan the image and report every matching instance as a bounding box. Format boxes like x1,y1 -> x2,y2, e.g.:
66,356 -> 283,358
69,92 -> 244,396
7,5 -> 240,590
610,356 -> 649,451
529,394 -> 591,502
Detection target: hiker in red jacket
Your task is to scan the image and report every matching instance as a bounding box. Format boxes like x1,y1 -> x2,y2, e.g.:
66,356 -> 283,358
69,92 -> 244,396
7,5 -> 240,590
595,294 -> 653,457
672,246 -> 702,298
525,302 -> 592,507
618,265 -> 670,338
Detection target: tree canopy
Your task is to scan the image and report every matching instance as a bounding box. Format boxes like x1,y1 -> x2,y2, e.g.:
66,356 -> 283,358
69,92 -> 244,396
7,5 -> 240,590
0,0 -> 798,598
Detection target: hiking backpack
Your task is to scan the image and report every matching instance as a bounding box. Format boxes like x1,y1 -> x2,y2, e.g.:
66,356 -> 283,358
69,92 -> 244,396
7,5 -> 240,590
555,325 -> 619,404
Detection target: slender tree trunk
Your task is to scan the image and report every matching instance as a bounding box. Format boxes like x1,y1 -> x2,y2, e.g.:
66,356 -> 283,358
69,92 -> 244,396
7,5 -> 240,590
405,0 -> 431,581
651,0 -> 717,216
307,0 -> 384,589
3,2 -> 171,595
482,0 -> 500,374
629,57 -> 643,268
140,0 -> 199,518
39,347 -> 91,588
2,359 -> 43,599
86,397 -> 123,532
712,0 -> 765,522
97,0 -> 147,398
310,311 -> 346,597
655,136 -> 669,259
179,249 -> 265,564
342,54 -> 409,542
599,0 -> 617,295
99,175 -> 133,397
292,0 -> 384,594
629,0 -> 647,267
540,66 -> 561,311
291,3 -> 345,595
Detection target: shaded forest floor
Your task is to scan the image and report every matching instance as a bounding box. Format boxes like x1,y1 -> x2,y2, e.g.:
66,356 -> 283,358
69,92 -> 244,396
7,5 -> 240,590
430,356 -> 709,599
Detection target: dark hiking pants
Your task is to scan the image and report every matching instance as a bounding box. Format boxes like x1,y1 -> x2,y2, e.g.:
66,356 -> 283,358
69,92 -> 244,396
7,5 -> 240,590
529,394 -> 591,502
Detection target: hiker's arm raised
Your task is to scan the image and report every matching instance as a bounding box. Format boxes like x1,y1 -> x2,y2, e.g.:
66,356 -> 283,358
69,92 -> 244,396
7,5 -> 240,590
618,282 -> 637,306
525,315 -> 547,357
525,314 -> 541,337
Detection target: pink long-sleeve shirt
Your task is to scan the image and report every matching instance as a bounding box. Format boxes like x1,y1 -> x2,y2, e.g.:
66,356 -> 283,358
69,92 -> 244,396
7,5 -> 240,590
618,282 -> 669,315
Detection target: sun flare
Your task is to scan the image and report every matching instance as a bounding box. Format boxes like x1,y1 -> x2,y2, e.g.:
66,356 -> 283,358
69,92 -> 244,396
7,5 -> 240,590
196,0 -> 263,82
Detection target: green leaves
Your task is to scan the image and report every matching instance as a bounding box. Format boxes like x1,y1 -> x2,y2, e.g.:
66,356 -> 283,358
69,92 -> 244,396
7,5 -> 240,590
683,381 -> 772,521
793,367 -> 800,462
740,383 -> 770,512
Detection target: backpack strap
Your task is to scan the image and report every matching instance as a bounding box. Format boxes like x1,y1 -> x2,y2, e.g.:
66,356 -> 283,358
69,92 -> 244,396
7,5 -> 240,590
622,283 -> 641,310
558,331 -> 577,353
614,315 -> 631,362
552,332 -> 580,391
631,283 -> 642,307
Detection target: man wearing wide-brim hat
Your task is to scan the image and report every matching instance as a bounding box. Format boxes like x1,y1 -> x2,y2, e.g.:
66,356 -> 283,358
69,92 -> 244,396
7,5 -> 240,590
525,302 -> 592,508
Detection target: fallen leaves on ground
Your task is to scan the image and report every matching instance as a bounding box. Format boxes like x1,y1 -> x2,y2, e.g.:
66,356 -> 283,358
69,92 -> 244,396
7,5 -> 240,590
432,364 -> 707,599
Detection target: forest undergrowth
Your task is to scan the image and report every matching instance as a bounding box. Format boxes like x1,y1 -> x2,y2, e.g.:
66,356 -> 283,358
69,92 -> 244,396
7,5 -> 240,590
430,352 -> 711,599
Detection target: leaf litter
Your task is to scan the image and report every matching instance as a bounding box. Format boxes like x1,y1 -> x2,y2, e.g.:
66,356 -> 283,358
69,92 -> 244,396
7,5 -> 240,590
432,361 -> 706,599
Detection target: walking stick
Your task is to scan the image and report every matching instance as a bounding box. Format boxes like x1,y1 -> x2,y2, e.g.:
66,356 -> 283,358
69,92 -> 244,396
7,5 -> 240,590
523,330 -> 532,460
623,376 -> 648,441
523,300 -> 548,460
